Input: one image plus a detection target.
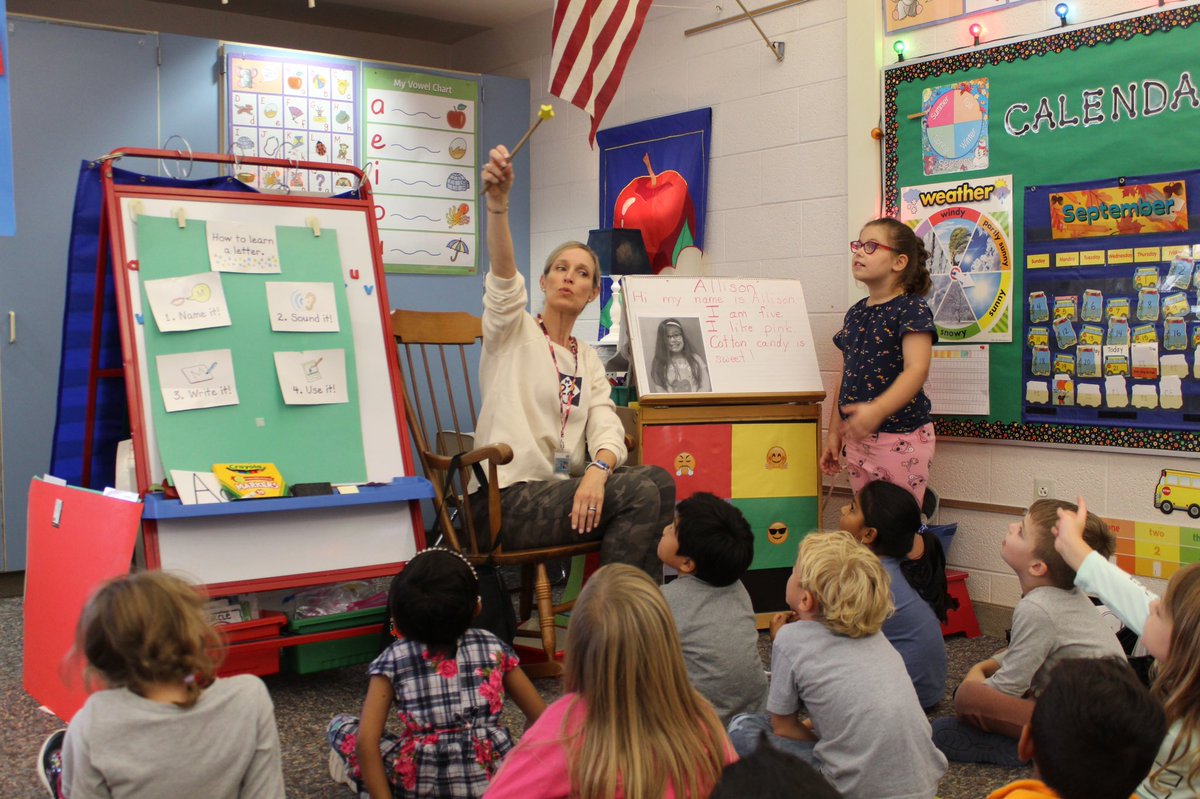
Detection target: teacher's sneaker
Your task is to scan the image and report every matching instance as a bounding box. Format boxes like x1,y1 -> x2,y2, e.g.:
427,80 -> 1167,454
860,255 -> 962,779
37,729 -> 66,798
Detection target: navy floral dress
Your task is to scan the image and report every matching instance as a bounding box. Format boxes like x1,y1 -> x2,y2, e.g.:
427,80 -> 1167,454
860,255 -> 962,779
327,628 -> 519,798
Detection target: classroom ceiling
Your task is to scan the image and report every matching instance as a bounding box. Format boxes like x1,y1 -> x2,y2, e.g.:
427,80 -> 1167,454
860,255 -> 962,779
148,0 -> 549,44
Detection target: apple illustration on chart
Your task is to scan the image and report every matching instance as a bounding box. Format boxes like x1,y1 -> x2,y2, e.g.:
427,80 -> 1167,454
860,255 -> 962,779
447,104 -> 467,130
613,153 -> 696,274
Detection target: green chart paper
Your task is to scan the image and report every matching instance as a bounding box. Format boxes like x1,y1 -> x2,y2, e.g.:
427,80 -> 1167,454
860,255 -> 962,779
136,216 -> 367,484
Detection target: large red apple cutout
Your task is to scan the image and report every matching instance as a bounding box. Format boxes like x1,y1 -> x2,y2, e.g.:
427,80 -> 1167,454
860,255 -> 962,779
614,153 -> 696,274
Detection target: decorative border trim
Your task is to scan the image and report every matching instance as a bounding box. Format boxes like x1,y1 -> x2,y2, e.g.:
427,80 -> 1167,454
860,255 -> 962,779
934,418 -> 1200,450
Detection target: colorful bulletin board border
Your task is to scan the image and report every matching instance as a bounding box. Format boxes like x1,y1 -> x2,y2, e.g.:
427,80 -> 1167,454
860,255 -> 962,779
883,5 -> 1200,449
363,67 -> 479,275
222,45 -> 360,194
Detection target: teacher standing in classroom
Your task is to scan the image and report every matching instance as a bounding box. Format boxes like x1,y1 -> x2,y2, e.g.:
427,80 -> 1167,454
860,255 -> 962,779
471,144 -> 674,576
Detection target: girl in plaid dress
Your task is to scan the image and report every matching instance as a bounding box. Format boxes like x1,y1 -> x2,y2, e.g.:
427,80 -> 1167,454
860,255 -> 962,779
327,549 -> 544,798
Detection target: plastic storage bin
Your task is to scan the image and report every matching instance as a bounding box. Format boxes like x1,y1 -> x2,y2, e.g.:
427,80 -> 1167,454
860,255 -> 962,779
283,606 -> 387,675
217,610 -> 287,678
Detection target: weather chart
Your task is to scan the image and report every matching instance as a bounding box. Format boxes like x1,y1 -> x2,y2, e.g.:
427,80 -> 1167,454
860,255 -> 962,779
363,68 -> 479,275
900,175 -> 1014,343
224,48 -> 359,194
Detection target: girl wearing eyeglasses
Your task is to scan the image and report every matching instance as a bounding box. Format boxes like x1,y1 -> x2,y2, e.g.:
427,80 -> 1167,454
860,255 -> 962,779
819,218 -> 936,508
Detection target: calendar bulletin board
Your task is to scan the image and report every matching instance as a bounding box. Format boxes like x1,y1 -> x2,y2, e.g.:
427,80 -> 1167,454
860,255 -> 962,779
884,5 -> 1200,452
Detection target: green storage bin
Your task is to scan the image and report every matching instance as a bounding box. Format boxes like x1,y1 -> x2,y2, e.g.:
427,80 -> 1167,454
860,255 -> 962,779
283,606 -> 387,675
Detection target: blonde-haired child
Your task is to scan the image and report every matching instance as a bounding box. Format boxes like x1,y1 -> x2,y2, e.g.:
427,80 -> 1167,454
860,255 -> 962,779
486,564 -> 735,799
728,531 -> 947,799
37,571 -> 285,799
1055,497 -> 1200,798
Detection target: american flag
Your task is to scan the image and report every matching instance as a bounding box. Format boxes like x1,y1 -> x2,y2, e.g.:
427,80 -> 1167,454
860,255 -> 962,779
549,0 -> 654,146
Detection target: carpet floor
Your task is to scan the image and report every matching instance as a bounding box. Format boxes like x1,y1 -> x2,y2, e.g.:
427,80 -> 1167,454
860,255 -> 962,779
2,595 -> 1029,797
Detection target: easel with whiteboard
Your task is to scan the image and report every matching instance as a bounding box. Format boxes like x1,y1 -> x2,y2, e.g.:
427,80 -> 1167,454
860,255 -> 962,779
93,148 -> 432,667
624,276 -> 825,621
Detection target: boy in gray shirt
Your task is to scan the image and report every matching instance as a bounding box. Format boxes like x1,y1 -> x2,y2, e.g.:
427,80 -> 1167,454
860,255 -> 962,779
728,531 -> 947,799
932,498 -> 1127,767
659,492 -> 768,724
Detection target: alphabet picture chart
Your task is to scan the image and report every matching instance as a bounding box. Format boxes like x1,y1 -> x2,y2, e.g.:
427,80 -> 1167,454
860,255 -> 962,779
362,66 -> 478,275
1022,168 -> 1200,433
224,46 -> 359,193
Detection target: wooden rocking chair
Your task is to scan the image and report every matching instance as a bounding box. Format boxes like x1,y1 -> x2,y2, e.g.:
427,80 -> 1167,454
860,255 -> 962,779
391,308 -> 601,678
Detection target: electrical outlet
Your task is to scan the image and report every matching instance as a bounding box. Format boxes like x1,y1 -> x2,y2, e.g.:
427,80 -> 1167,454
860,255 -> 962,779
1035,478 -> 1055,499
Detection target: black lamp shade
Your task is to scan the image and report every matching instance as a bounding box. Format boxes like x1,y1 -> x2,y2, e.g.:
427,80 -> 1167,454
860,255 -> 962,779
587,228 -> 652,276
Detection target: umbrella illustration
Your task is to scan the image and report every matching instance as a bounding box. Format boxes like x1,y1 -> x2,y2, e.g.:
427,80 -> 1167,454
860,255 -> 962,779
446,238 -> 470,262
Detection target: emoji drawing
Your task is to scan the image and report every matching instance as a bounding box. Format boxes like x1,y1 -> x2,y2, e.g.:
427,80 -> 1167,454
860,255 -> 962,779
674,452 -> 696,477
767,522 -> 789,545
765,446 -> 788,469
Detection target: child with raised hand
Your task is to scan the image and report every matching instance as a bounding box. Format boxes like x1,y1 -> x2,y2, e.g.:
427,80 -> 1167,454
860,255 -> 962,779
989,656 -> 1166,799
932,498 -> 1126,767
820,217 -> 937,506
326,548 -> 543,798
1055,496 -> 1200,798
37,571 -> 285,799
659,491 -> 768,724
840,480 -> 947,710
728,531 -> 947,799
486,563 -> 735,799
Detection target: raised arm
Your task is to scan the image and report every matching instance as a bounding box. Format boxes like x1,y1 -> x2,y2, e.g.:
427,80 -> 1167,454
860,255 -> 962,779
481,145 -> 516,280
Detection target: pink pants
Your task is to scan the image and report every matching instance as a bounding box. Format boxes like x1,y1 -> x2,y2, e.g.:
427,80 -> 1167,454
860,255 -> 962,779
843,422 -> 935,507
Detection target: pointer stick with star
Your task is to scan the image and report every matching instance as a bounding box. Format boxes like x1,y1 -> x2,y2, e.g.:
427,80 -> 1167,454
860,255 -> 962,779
479,104 -> 555,195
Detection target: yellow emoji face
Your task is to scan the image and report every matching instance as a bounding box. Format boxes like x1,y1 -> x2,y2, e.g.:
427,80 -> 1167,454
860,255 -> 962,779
766,445 -> 788,470
767,522 -> 789,545
674,452 -> 696,476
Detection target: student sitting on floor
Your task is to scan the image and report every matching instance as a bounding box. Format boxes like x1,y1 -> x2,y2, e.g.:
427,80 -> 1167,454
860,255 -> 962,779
486,564 -> 736,799
932,498 -> 1126,767
659,491 -> 768,725
37,571 -> 286,799
987,657 -> 1165,799
728,531 -> 947,799
839,480 -> 947,710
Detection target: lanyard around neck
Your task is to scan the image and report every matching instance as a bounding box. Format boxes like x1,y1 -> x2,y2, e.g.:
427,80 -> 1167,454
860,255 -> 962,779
538,316 -> 578,450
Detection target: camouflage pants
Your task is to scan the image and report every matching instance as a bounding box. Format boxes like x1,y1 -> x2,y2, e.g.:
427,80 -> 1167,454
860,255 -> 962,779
470,465 -> 674,578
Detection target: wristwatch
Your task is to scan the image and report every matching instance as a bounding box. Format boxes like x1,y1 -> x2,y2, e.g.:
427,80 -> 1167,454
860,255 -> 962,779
586,460 -> 611,474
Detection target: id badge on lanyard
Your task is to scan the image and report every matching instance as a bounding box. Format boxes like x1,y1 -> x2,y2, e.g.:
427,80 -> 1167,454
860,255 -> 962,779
541,317 -> 578,477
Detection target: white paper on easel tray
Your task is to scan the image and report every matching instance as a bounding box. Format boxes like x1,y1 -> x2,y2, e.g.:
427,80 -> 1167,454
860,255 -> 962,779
156,349 -> 240,412
169,469 -> 229,505
265,282 -> 341,332
274,349 -> 349,405
206,221 -> 281,274
143,273 -> 232,332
